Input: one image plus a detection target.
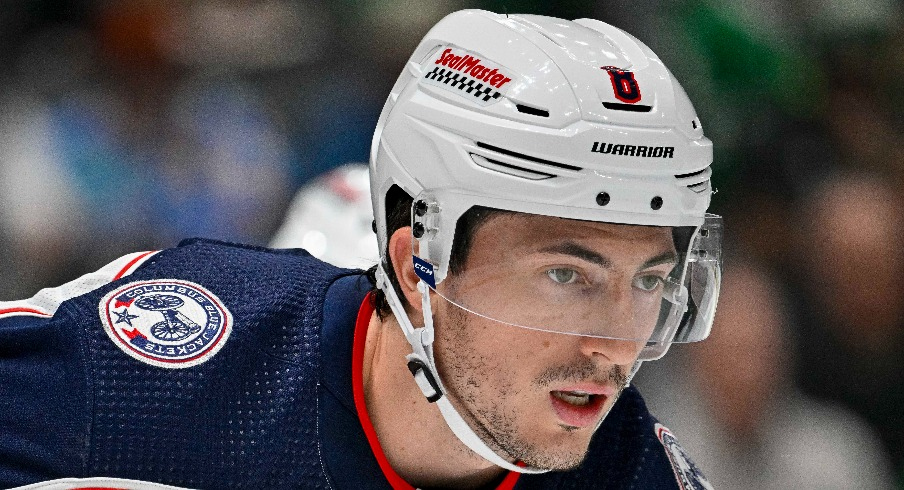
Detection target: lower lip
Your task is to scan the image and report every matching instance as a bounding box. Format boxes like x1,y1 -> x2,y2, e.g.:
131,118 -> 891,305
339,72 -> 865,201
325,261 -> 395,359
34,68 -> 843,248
549,392 -> 607,428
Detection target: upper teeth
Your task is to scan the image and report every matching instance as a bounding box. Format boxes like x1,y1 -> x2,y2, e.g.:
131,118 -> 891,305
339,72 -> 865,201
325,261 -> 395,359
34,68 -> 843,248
554,391 -> 591,406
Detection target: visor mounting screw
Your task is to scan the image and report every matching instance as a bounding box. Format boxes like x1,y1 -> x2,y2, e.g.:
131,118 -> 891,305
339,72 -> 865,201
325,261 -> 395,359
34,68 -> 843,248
650,196 -> 663,210
700,228 -> 708,237
596,192 -> 610,206
414,200 -> 429,217
413,222 -> 426,238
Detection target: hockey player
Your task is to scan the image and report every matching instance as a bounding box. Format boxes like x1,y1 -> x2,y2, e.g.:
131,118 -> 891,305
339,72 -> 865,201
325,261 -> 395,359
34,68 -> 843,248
0,10 -> 720,489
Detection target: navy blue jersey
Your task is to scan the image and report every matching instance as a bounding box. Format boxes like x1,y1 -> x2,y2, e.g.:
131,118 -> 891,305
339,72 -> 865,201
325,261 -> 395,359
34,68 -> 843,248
0,239 -> 710,489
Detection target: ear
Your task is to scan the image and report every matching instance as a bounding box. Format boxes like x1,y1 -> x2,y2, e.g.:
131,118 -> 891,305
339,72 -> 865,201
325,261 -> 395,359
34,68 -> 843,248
387,226 -> 426,316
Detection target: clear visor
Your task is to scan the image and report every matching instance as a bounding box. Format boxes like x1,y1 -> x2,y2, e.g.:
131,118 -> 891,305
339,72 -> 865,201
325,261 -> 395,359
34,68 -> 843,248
413,207 -> 722,361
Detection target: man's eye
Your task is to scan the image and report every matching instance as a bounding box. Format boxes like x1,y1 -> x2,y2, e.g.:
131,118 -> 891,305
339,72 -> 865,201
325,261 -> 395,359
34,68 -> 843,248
547,268 -> 579,284
633,275 -> 663,292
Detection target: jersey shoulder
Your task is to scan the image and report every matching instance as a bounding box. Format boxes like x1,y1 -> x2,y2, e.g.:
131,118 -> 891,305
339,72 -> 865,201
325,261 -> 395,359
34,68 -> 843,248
0,250 -> 159,322
0,238 -> 357,488
0,237 -> 350,324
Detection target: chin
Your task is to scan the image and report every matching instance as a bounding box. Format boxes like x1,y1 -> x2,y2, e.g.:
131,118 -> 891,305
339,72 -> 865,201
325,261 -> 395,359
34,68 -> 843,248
499,422 -> 596,471
517,441 -> 591,471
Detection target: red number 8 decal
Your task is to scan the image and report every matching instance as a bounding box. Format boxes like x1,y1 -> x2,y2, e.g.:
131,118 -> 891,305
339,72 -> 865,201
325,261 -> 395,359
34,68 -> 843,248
603,67 -> 642,104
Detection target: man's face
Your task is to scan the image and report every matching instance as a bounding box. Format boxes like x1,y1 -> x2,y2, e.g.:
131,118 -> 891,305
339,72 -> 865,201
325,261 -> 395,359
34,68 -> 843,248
431,213 -> 676,470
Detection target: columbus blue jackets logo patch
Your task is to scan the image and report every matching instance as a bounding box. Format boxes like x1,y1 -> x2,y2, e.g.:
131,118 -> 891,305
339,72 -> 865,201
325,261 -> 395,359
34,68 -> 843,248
655,423 -> 713,490
99,280 -> 233,368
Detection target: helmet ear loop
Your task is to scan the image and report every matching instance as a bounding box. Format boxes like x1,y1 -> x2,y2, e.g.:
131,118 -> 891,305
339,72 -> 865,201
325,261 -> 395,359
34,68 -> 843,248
407,280 -> 443,398
377,261 -> 443,400
417,280 -> 436,338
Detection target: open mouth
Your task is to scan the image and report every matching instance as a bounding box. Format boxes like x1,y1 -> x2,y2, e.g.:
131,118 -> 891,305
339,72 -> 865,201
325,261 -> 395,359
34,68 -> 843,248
549,390 -> 607,428
551,390 -> 594,406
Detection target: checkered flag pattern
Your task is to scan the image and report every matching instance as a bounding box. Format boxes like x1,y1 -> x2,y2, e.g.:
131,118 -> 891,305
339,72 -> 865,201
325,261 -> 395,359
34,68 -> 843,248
424,67 -> 502,103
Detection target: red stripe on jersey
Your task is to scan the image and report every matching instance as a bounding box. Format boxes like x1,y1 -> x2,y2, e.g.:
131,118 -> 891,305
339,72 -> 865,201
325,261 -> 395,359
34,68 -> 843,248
352,293 -> 415,490
113,251 -> 157,281
497,463 -> 521,489
351,293 -> 521,490
0,307 -> 52,318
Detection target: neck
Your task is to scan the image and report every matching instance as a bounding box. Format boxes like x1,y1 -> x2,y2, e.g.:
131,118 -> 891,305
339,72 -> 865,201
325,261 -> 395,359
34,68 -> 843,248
363,310 -> 507,489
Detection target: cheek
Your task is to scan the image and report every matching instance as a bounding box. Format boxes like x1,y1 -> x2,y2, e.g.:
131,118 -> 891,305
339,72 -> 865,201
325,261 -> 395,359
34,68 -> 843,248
433,306 -> 543,392
629,292 -> 665,336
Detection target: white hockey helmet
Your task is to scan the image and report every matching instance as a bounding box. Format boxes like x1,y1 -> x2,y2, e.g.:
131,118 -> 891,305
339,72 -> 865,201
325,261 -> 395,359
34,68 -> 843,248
270,163 -> 378,269
369,10 -> 721,472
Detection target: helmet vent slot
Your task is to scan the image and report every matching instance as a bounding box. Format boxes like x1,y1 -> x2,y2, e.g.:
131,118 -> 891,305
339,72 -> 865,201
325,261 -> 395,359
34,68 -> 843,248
470,154 -> 555,180
475,142 -> 583,172
675,168 -> 708,180
675,167 -> 712,194
515,104 -> 550,117
602,102 -> 652,112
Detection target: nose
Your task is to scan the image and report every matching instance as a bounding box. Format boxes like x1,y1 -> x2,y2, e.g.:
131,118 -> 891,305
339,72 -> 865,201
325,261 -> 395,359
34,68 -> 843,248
578,335 -> 644,365
578,281 -> 643,364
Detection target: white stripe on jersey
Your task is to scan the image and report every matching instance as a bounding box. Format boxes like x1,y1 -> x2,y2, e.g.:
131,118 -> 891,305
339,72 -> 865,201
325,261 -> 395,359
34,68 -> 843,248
10,477 -> 193,489
0,250 -> 159,319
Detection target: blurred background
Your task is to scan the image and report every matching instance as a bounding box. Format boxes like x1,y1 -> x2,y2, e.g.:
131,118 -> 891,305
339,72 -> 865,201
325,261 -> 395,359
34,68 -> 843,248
0,0 -> 902,487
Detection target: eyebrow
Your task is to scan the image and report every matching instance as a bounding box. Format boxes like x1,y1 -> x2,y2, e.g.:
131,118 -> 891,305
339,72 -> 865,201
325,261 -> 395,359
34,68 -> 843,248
641,251 -> 679,270
539,242 -> 612,268
537,242 -> 678,270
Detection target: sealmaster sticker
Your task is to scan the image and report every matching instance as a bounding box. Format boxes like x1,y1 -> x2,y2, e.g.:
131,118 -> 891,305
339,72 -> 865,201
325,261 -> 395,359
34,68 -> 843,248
99,279 -> 233,369
421,45 -> 515,105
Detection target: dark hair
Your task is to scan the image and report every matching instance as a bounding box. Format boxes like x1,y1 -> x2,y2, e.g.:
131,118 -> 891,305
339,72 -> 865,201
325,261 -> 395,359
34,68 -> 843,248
365,185 -> 507,320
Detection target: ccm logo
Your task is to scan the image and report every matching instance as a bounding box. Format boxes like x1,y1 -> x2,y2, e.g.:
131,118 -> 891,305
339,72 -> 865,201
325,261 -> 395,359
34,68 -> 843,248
413,256 -> 437,287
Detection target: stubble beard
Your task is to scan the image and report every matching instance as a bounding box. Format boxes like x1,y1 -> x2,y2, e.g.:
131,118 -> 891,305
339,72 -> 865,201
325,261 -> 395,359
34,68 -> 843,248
433,303 -> 630,471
